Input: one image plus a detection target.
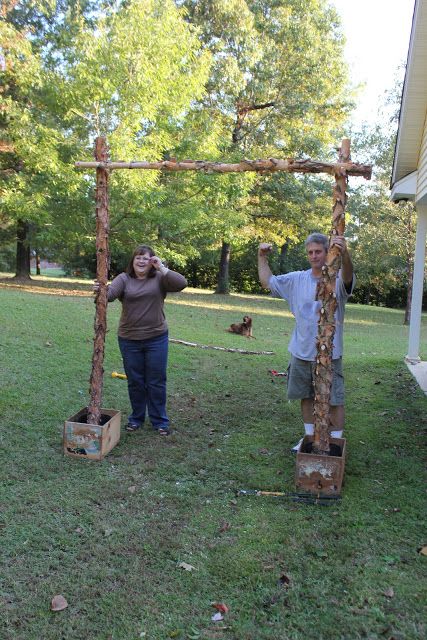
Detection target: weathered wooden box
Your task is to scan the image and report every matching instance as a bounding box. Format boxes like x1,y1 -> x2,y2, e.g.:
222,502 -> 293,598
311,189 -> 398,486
63,408 -> 121,460
295,436 -> 346,495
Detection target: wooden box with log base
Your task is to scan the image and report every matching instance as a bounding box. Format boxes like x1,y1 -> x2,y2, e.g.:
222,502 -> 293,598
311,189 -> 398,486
295,436 -> 346,495
63,408 -> 121,460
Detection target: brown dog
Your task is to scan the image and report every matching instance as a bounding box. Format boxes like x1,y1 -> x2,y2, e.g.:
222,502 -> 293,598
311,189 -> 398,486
228,315 -> 254,338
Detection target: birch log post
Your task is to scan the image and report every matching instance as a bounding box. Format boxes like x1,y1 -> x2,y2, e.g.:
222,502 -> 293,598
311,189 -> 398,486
75,157 -> 371,178
87,137 -> 110,425
312,138 -> 351,455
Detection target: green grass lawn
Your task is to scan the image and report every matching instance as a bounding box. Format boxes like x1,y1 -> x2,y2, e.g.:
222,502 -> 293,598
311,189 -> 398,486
0,278 -> 426,640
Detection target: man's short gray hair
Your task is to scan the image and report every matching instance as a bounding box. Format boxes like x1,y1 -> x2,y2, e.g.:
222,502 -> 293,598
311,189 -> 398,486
305,233 -> 329,250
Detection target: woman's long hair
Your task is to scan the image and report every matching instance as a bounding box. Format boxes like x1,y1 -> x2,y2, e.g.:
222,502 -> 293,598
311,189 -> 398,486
126,245 -> 156,278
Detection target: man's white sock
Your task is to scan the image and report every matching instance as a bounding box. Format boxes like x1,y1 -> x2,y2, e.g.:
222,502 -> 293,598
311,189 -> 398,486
330,430 -> 343,438
291,423 -> 314,452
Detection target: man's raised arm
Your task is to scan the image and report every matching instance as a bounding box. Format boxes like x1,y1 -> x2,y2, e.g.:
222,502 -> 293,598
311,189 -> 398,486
258,243 -> 273,290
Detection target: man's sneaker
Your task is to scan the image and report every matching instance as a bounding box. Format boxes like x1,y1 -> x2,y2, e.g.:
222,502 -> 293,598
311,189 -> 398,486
291,437 -> 303,453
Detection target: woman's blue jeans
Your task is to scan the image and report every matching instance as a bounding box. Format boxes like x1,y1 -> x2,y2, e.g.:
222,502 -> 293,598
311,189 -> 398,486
118,332 -> 169,429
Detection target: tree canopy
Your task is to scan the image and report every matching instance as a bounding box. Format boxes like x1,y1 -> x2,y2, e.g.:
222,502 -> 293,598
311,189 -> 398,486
1,0 -> 416,309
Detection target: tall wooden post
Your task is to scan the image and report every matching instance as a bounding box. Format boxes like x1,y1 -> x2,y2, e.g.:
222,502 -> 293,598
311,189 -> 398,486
312,139 -> 350,455
87,137 -> 110,425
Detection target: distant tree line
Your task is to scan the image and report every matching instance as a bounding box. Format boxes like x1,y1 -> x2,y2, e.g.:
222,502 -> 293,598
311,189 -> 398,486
1,0 -> 423,311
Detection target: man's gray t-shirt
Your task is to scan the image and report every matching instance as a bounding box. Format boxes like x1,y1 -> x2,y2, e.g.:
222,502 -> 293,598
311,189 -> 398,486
269,269 -> 354,361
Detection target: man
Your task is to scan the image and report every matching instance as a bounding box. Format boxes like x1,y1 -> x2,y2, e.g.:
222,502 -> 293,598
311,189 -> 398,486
258,233 -> 354,451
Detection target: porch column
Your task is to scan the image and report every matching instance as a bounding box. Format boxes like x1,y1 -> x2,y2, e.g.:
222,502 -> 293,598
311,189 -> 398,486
406,202 -> 427,362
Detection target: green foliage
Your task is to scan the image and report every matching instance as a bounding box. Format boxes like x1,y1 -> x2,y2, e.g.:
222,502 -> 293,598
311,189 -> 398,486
174,0 -> 353,288
349,192 -> 419,307
3,0 -> 397,305
346,80 -> 422,308
1,0 -> 213,273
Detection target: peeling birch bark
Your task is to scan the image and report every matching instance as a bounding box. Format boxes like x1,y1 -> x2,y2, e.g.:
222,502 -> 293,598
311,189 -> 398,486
87,137 -> 110,425
312,139 -> 351,455
75,157 -> 371,179
169,338 -> 274,355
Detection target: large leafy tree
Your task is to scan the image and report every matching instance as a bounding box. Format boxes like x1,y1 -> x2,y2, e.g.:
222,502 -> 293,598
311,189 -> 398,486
1,0 -> 211,277
0,0 -> 113,278
48,0 -> 211,271
180,0 -> 352,292
1,2 -> 44,277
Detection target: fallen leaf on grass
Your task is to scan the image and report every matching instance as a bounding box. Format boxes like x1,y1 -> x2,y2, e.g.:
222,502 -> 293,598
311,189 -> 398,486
128,485 -> 136,493
218,521 -> 230,533
178,562 -> 196,572
383,587 -> 394,598
418,546 -> 427,556
104,528 -> 114,537
211,612 -> 223,622
51,595 -> 68,611
212,602 -> 229,614
278,573 -> 291,587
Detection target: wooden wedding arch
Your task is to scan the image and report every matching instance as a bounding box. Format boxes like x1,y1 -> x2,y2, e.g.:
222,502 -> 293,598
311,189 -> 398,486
76,137 -> 371,455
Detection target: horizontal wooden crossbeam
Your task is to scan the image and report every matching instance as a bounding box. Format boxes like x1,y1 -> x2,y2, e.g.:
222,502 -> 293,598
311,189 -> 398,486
75,157 -> 372,179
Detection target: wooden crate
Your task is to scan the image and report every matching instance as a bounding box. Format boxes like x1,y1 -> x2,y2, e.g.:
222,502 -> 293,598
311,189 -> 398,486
63,408 -> 121,460
295,436 -> 346,495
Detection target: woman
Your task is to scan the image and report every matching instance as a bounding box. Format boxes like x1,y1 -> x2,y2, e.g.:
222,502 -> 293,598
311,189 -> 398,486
96,245 -> 187,435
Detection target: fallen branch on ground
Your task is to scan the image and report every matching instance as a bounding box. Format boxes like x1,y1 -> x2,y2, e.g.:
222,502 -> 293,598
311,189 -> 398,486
169,338 -> 274,355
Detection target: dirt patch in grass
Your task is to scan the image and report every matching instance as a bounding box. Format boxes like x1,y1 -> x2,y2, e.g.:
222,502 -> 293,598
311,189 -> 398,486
0,278 -> 92,297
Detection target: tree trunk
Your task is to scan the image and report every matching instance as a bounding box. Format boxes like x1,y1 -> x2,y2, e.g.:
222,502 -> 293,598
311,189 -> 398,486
87,137 -> 110,426
215,241 -> 231,294
35,251 -> 41,275
312,139 -> 350,455
404,211 -> 413,325
279,240 -> 289,273
15,219 -> 31,280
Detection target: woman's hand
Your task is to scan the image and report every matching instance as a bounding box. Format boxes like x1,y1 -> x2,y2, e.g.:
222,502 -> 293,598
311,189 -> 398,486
149,256 -> 163,270
93,280 -> 100,294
